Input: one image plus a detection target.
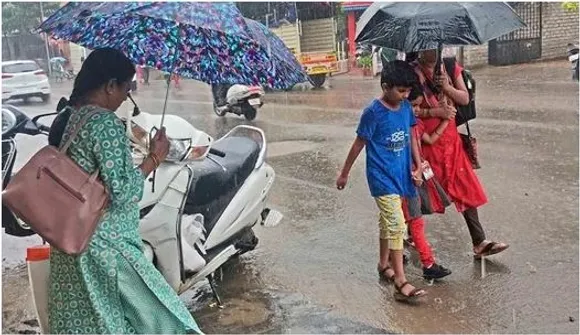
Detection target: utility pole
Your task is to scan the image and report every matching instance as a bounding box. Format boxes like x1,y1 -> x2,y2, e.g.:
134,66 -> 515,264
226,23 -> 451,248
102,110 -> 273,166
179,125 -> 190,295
39,2 -> 52,76
264,13 -> 273,57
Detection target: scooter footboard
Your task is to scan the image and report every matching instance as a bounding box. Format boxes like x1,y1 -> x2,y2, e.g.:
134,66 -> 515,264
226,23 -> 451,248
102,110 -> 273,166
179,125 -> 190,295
139,165 -> 206,292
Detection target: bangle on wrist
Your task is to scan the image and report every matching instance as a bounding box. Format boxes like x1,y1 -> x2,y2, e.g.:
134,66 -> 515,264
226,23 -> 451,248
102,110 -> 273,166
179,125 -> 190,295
148,152 -> 160,167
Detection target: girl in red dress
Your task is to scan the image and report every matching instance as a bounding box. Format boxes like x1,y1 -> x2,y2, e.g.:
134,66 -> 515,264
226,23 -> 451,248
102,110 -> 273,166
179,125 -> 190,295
411,50 -> 508,258
401,86 -> 453,280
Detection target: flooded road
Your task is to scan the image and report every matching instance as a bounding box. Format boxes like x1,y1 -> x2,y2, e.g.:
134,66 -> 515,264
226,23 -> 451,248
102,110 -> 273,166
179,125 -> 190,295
3,60 -> 578,334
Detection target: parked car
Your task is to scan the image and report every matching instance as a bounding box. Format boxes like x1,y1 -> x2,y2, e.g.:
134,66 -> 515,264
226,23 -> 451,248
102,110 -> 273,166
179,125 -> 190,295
2,60 -> 51,104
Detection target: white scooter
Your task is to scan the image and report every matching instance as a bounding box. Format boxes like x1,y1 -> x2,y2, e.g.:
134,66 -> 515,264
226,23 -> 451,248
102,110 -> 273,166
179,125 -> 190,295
212,84 -> 265,121
126,103 -> 282,303
2,101 -> 283,310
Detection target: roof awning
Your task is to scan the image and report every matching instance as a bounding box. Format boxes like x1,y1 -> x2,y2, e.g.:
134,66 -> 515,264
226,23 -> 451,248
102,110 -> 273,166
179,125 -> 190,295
341,1 -> 372,12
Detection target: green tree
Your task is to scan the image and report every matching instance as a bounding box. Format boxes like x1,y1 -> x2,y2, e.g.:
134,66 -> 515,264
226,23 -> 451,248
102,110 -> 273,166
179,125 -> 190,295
2,2 -> 60,59
2,2 -> 60,35
562,2 -> 579,12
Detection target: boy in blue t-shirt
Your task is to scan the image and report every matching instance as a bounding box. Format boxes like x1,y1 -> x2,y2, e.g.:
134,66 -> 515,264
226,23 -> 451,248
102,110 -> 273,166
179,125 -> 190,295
336,60 -> 426,302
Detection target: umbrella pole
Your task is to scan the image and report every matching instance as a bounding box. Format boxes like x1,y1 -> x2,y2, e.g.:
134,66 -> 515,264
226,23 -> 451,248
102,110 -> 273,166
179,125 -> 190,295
160,73 -> 172,128
435,43 -> 443,76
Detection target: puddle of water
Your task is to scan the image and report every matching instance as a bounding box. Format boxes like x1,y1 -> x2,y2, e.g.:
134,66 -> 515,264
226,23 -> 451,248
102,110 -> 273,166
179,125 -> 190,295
267,141 -> 319,158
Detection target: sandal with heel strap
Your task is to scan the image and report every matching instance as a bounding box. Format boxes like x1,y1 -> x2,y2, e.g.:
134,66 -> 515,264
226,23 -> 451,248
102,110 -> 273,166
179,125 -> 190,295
394,281 -> 427,302
377,264 -> 395,282
474,241 -> 509,259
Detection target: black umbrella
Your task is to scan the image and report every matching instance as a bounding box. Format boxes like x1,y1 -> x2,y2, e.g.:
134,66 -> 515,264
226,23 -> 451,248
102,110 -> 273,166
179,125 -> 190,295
355,2 -> 526,52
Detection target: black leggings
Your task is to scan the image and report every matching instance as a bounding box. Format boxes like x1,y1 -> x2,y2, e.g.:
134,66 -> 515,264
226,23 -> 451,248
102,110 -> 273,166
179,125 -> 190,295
462,207 -> 486,246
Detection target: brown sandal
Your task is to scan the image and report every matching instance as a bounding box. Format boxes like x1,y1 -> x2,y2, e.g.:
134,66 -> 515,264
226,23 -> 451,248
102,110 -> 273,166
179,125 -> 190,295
377,264 -> 395,281
394,281 -> 427,302
474,241 -> 509,259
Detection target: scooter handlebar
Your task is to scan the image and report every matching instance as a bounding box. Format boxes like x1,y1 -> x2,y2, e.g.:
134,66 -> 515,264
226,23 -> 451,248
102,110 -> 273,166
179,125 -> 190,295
209,148 -> 226,158
39,124 -> 51,133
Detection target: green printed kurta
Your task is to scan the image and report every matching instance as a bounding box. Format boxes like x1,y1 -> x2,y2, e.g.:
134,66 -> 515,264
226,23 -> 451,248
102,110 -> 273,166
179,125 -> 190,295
48,105 -> 201,334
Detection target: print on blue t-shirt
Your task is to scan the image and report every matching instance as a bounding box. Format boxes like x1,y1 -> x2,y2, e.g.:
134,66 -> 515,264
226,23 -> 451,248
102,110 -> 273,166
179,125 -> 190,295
356,99 -> 417,198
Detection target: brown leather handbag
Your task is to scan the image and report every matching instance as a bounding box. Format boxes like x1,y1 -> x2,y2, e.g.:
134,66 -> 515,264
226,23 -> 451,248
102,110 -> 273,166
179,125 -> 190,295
460,121 -> 481,170
2,109 -> 109,255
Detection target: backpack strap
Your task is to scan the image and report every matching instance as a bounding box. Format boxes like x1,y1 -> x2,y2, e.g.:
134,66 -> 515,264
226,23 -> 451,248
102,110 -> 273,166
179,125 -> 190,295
465,119 -> 472,137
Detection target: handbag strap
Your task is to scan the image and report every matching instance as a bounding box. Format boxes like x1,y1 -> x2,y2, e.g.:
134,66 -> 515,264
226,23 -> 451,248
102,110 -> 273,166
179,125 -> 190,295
59,107 -> 102,153
465,120 -> 472,137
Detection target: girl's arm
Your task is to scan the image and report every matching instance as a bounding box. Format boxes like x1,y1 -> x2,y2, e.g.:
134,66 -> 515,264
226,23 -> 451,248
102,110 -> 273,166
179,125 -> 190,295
421,119 -> 450,145
410,129 -> 422,171
410,129 -> 423,186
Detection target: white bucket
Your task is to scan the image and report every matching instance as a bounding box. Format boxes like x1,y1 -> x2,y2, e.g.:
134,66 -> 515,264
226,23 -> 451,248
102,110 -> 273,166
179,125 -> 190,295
26,244 -> 50,334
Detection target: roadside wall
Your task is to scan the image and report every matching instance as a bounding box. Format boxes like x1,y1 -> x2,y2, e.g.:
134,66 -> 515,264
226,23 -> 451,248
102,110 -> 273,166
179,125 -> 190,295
541,2 -> 579,60
462,2 -> 579,68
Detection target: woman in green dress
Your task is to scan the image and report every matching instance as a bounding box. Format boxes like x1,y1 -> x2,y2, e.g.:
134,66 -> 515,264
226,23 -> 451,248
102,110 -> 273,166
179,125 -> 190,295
47,48 -> 202,334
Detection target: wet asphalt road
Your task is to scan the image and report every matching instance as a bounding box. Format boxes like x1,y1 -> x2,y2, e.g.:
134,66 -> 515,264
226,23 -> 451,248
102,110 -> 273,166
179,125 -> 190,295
2,60 -> 579,334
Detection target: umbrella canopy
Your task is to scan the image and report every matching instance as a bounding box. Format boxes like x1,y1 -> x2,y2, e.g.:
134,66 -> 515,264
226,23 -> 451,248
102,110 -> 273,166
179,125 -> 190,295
243,18 -> 309,88
355,2 -> 526,52
38,2 -> 296,89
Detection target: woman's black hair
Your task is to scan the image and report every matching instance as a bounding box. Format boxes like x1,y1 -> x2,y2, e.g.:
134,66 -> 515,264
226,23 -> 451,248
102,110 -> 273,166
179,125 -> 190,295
408,84 -> 424,102
49,48 -> 135,147
406,52 -> 418,63
380,60 -> 418,89
66,47 -> 135,106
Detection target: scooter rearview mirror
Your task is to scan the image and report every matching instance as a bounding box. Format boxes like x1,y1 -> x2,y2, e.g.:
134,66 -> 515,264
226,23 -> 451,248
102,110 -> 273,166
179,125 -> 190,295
127,93 -> 141,117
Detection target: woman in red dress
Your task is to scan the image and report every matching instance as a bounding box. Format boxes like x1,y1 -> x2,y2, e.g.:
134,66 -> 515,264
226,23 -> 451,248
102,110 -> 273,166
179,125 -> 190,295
411,50 -> 509,258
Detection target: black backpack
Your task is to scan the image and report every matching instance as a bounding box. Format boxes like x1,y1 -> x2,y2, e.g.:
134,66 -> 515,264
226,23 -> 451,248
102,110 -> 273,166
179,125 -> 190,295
443,57 -> 476,126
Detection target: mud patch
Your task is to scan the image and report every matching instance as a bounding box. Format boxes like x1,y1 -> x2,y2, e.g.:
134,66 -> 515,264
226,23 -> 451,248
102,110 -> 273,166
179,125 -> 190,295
2,266 -> 41,334
189,258 -> 391,334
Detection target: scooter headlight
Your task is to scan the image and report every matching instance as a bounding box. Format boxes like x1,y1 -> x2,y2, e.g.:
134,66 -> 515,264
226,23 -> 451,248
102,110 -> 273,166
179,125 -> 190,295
166,138 -> 192,162
166,139 -> 210,162
185,145 -> 209,161
2,109 -> 17,135
128,122 -> 211,162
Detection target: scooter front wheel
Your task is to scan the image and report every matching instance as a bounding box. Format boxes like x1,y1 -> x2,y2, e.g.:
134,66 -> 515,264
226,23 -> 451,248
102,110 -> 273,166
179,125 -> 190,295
213,102 -> 227,117
242,104 -> 257,121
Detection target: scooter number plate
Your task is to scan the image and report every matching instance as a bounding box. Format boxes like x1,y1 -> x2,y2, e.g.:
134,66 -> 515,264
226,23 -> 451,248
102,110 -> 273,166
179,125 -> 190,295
248,98 -> 261,106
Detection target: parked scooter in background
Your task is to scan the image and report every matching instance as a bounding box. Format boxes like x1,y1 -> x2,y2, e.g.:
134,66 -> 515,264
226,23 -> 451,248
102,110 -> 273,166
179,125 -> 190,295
567,43 -> 579,81
212,83 -> 265,121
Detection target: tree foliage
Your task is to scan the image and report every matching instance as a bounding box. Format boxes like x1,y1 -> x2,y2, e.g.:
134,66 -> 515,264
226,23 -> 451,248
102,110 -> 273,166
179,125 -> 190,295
2,2 -> 60,36
562,2 -> 579,12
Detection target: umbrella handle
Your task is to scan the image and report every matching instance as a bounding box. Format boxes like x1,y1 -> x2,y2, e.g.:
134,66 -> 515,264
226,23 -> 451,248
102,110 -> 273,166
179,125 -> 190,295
434,43 -> 443,77
160,73 -> 172,128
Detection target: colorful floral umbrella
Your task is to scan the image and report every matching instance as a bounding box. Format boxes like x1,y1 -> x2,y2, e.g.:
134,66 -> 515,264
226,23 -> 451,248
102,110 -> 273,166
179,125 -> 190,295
243,18 -> 309,88
38,2 -> 299,89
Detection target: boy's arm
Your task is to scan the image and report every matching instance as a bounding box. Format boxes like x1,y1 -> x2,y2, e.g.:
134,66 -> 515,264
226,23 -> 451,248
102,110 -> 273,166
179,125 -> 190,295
421,119 -> 450,145
339,137 -> 366,177
337,137 -> 366,189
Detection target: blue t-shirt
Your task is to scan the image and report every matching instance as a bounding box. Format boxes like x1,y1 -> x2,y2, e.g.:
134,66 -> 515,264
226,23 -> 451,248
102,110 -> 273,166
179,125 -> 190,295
356,99 -> 417,198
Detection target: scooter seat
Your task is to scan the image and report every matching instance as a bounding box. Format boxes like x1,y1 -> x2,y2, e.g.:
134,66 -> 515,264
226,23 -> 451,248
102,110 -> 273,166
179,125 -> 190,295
184,136 -> 261,233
